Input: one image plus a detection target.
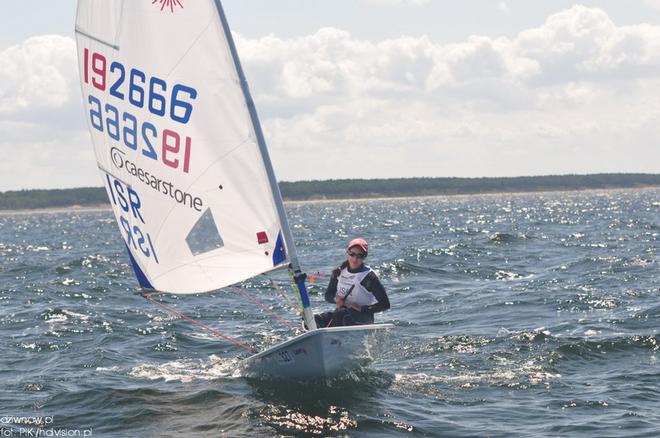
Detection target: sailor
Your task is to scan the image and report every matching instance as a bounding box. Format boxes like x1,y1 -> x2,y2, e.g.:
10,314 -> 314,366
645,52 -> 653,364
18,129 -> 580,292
314,238 -> 390,327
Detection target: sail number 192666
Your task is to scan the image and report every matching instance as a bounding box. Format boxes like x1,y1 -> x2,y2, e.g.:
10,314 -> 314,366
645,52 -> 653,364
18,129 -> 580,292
82,47 -> 197,175
83,48 -> 197,124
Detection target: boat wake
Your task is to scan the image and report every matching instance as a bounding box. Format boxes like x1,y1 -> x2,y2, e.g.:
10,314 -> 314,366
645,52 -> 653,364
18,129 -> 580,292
98,355 -> 244,383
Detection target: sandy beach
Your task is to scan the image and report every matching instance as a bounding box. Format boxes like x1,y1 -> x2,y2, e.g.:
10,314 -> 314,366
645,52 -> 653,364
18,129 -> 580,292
0,204 -> 112,216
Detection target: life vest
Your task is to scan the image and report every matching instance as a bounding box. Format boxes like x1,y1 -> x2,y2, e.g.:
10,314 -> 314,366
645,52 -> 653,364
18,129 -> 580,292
336,265 -> 378,307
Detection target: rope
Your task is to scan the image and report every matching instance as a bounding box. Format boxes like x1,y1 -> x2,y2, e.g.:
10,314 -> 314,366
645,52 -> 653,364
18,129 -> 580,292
231,286 -> 298,333
139,271 -> 320,351
269,279 -> 295,308
141,293 -> 257,354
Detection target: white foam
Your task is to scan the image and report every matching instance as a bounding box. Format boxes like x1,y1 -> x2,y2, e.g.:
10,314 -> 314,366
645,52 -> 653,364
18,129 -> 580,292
61,278 -> 79,286
96,366 -> 122,372
128,356 -> 243,382
27,245 -> 50,252
394,360 -> 561,389
63,310 -> 90,321
45,314 -> 68,324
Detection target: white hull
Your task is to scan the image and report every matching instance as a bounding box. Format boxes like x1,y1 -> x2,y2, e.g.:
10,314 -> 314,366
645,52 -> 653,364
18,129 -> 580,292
243,324 -> 394,380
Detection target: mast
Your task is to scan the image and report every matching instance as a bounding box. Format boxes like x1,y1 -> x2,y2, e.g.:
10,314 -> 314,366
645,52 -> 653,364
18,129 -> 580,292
212,0 -> 317,330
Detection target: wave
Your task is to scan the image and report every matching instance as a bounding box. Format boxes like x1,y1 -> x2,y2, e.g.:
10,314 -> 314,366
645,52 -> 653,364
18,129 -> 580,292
554,334 -> 660,359
493,270 -> 533,281
106,355 -> 246,383
17,341 -> 72,352
488,232 -> 529,244
392,358 -> 561,395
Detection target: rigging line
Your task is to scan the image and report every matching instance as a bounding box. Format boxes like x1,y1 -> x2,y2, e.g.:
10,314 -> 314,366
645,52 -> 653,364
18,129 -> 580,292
268,279 -> 294,309
141,293 -> 257,353
230,286 -> 298,333
142,290 -> 164,299
116,0 -> 126,50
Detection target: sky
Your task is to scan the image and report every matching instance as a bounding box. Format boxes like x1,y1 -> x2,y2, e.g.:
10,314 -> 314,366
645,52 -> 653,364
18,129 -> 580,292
1,0 -> 660,191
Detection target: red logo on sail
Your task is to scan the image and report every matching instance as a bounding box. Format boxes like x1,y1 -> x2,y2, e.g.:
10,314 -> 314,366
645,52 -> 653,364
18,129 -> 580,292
256,232 -> 269,245
152,0 -> 184,13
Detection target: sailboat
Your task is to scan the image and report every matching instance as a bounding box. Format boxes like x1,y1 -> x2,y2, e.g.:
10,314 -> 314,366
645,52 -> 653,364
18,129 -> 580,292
74,0 -> 392,380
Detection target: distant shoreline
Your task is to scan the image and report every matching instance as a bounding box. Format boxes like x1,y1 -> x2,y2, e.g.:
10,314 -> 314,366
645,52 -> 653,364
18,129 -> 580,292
2,174 -> 659,213
285,185 -> 660,205
1,185 -> 658,215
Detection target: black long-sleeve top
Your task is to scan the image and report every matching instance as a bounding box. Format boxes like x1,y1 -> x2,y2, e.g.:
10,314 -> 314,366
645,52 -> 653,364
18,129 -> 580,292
325,263 -> 390,315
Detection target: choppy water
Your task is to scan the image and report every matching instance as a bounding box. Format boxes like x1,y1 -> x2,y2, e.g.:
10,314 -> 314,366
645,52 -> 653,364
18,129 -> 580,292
1,188 -> 658,437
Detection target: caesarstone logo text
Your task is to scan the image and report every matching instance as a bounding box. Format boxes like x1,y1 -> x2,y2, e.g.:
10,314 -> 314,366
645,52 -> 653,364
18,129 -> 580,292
110,147 -> 203,212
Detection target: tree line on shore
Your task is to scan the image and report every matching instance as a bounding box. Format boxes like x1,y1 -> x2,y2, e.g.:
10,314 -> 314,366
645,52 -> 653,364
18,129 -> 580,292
1,173 -> 659,210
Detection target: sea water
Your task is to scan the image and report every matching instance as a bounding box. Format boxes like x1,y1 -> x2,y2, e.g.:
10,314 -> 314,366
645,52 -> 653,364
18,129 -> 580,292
0,188 -> 658,437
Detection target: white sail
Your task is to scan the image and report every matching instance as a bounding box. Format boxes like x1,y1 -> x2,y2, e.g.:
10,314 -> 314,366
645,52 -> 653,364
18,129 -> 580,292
75,0 -> 290,293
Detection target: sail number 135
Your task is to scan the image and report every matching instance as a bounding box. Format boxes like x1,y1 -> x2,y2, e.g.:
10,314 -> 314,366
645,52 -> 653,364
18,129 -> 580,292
83,48 -> 197,124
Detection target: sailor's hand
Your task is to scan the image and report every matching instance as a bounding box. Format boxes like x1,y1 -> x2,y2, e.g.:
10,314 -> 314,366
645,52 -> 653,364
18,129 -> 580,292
335,297 -> 345,309
346,302 -> 362,312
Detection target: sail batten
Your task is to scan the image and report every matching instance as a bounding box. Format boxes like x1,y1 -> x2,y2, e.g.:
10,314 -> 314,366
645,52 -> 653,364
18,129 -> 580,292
76,0 -> 292,294
74,27 -> 120,50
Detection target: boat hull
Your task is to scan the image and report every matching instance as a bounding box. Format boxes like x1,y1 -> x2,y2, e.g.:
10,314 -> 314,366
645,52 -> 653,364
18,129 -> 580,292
243,324 -> 394,380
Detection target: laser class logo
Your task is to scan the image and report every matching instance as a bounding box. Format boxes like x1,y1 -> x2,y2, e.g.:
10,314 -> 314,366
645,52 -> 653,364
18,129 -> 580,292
152,0 -> 184,13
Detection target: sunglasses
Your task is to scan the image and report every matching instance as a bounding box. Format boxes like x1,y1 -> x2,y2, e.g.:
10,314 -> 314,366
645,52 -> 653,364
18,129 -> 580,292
347,251 -> 367,259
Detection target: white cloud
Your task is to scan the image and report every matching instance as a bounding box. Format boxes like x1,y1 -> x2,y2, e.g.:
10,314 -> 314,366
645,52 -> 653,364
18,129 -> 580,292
239,6 -> 660,105
585,23 -> 660,75
0,35 -> 78,115
237,5 -> 660,178
2,5 -> 659,190
0,35 -> 95,191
